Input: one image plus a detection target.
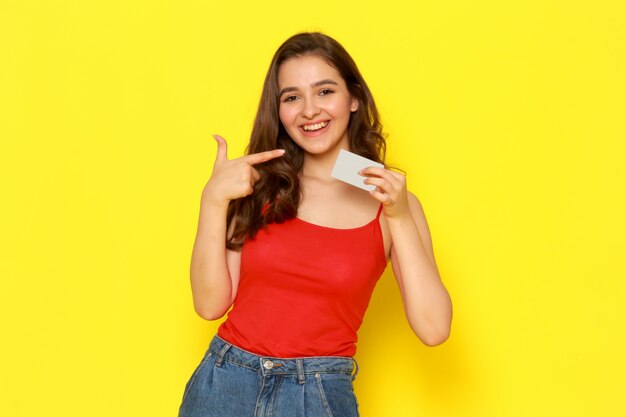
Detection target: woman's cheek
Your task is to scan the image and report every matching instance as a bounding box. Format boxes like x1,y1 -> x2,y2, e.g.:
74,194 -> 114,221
279,102 -> 296,119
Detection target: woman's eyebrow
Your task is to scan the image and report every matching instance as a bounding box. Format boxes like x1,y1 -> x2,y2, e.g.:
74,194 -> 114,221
279,79 -> 339,96
312,79 -> 338,88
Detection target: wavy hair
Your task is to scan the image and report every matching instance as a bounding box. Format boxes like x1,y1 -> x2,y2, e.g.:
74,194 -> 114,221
226,32 -> 387,250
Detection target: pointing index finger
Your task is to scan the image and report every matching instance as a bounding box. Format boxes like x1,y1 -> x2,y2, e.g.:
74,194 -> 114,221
245,149 -> 286,165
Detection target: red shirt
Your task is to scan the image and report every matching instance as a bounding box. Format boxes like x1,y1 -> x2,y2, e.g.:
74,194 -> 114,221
218,205 -> 388,357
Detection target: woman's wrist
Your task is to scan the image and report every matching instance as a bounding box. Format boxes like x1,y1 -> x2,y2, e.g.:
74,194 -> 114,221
383,206 -> 413,224
201,186 -> 230,210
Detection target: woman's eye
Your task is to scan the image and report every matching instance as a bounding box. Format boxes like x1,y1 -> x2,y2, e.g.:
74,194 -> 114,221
319,89 -> 334,96
283,95 -> 298,102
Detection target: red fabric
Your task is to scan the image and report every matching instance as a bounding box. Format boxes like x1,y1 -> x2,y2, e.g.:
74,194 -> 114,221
218,205 -> 388,358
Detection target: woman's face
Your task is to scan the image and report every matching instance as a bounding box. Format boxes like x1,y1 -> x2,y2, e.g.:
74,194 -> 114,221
277,55 -> 358,159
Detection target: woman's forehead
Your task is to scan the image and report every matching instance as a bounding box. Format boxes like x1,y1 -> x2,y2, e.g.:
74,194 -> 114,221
277,55 -> 344,88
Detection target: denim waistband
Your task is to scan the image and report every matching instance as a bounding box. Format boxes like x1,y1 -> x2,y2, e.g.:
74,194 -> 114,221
208,334 -> 359,382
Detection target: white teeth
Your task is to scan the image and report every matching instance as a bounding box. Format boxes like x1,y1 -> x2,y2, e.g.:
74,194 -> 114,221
302,121 -> 328,131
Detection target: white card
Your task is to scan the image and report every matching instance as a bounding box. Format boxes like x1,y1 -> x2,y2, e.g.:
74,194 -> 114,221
331,149 -> 384,191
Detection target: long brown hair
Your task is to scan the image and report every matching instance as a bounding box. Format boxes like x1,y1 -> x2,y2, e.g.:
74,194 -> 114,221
226,32 -> 387,250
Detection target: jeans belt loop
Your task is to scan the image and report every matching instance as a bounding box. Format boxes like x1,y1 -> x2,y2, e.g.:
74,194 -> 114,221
215,341 -> 232,367
351,358 -> 359,381
296,359 -> 306,384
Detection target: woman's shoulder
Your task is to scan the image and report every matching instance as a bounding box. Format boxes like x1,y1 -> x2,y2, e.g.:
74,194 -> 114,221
406,191 -> 428,223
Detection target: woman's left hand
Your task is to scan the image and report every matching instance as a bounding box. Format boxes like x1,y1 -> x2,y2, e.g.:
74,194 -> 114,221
359,167 -> 410,219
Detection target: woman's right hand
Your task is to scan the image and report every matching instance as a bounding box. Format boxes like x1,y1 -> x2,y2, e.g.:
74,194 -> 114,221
201,134 -> 285,207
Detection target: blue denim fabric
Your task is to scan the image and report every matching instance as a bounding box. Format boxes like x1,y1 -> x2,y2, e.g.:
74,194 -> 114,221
178,334 -> 360,417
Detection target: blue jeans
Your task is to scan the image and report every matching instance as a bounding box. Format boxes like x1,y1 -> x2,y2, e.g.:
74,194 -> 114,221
178,334 -> 360,417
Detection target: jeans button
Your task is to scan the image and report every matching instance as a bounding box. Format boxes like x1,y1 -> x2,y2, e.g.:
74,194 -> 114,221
263,360 -> 274,370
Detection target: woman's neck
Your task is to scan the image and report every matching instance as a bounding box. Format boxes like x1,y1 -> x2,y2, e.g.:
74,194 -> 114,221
301,146 -> 347,181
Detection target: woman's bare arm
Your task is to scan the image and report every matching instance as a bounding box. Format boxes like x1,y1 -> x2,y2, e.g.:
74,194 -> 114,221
189,198 -> 240,320
388,192 -> 452,346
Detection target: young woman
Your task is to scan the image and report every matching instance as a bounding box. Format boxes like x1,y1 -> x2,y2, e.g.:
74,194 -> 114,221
179,32 -> 452,417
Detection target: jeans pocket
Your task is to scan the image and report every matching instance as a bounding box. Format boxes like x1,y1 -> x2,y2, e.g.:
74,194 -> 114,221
314,373 -> 336,417
314,373 -> 360,417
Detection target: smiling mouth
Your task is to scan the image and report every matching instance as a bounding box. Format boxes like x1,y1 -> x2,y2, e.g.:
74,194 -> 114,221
302,121 -> 329,132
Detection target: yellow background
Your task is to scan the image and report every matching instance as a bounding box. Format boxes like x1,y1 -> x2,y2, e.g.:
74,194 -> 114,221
1,1 -> 625,416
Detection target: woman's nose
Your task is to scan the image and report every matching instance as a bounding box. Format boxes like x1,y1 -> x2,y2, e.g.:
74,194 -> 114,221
302,98 -> 320,119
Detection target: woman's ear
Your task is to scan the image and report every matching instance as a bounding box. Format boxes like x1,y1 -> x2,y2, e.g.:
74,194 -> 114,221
350,97 -> 359,113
